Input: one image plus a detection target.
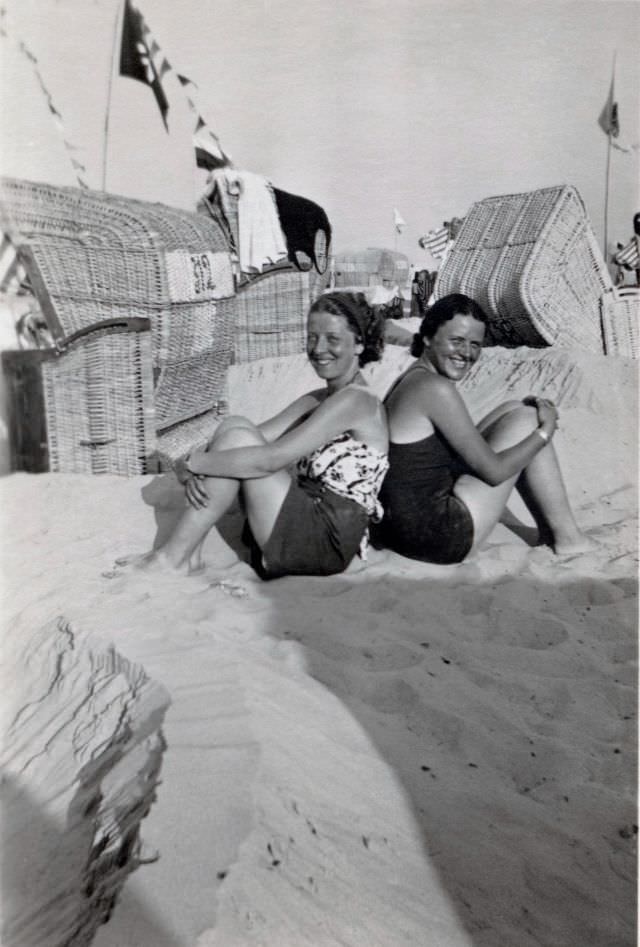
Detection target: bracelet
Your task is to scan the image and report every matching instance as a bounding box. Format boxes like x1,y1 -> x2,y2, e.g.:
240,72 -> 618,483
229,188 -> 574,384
535,427 -> 551,443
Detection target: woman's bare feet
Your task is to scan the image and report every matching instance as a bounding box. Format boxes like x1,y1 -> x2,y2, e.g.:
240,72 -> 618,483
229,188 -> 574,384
103,548 -> 189,578
553,531 -> 602,557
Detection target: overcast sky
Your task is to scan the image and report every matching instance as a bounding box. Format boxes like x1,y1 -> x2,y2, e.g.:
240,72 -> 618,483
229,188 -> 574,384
1,0 -> 638,265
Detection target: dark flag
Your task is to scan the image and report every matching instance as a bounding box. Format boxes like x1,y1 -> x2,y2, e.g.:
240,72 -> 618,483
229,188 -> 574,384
120,0 -> 170,129
598,74 -> 620,139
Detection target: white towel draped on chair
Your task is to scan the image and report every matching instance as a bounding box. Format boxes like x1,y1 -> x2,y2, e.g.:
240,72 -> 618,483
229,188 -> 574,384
211,169 -> 288,273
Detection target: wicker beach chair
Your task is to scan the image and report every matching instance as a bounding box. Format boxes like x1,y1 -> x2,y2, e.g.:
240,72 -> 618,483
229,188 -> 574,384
0,177 -> 237,429
233,268 -> 311,364
0,176 -> 239,471
434,185 -> 613,352
333,248 -> 411,290
600,287 -> 639,358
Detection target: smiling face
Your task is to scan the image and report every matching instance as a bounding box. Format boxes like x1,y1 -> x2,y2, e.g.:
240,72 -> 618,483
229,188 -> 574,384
306,309 -> 363,389
423,313 -> 485,381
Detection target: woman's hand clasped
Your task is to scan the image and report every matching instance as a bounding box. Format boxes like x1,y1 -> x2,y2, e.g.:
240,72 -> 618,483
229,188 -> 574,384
523,395 -> 558,438
185,473 -> 209,509
174,454 -> 209,508
174,455 -> 191,485
535,398 -> 559,431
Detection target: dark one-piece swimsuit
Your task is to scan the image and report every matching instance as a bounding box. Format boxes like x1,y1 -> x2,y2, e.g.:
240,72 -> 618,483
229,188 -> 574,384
378,428 -> 475,565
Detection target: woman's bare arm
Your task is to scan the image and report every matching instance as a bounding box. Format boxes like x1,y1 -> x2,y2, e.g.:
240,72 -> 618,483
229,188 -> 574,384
423,376 -> 554,486
257,390 -> 324,442
187,387 -> 377,479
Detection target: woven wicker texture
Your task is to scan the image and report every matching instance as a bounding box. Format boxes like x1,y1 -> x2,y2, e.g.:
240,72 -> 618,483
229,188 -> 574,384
233,268 -> 310,363
600,289 -> 639,358
155,406 -> 227,467
41,325 -> 156,474
0,177 -> 236,429
434,185 -> 612,351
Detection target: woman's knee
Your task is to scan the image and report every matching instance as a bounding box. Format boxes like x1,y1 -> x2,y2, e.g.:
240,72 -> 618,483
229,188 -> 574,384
208,415 -> 261,449
478,398 -> 527,429
484,403 -> 538,444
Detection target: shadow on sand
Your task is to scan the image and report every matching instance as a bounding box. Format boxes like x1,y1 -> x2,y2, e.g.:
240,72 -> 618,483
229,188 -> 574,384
1,773 -> 182,947
104,474 -> 638,946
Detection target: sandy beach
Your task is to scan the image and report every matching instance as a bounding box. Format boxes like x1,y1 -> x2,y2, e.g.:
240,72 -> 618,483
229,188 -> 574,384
1,341 -> 637,947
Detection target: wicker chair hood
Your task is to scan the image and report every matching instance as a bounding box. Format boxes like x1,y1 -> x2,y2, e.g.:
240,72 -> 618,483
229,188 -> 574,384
434,185 -> 613,352
0,176 -> 236,430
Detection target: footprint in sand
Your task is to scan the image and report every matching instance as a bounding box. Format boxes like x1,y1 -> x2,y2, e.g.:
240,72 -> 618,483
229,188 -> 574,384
101,557 -> 250,598
206,579 -> 249,598
527,681 -> 572,722
611,577 -> 639,599
485,607 -> 569,650
301,635 -> 421,672
561,578 -> 627,608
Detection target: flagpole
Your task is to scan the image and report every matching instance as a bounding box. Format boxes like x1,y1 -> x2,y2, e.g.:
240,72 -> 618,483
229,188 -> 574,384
102,0 -> 125,191
604,130 -> 613,260
603,51 -> 617,262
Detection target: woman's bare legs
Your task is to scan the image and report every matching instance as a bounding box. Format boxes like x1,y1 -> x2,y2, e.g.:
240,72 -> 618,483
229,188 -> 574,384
454,400 -> 593,555
128,416 -> 292,572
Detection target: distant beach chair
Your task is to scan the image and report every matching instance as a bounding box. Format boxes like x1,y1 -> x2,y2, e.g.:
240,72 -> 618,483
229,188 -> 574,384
600,287 -> 639,359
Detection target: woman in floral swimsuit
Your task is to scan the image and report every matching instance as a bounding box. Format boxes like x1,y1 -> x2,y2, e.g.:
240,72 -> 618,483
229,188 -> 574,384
125,292 -> 389,579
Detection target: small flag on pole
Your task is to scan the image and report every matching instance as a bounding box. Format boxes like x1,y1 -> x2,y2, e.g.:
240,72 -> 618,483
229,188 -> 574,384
394,208 -> 406,234
598,69 -> 620,138
120,0 -> 170,129
418,226 -> 449,260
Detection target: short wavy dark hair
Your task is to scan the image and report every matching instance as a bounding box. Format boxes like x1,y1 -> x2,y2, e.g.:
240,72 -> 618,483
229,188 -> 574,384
411,293 -> 489,358
309,291 -> 385,366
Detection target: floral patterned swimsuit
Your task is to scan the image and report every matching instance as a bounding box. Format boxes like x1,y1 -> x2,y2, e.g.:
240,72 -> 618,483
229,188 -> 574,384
253,432 -> 389,579
297,432 -> 389,521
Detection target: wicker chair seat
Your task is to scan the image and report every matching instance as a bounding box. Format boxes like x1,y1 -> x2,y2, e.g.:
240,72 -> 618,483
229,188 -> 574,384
2,319 -> 157,475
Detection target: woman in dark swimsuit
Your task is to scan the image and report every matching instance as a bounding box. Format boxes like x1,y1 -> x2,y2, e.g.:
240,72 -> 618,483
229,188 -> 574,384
379,293 -> 595,564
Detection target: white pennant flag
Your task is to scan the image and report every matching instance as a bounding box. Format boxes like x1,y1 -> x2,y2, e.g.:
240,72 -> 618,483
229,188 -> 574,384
394,208 -> 406,233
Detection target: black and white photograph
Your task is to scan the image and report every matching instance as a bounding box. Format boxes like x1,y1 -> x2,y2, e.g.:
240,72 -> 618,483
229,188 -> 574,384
1,2 -> 638,945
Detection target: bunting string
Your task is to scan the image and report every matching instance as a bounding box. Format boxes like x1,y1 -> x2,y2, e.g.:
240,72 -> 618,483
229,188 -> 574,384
0,7 -> 88,188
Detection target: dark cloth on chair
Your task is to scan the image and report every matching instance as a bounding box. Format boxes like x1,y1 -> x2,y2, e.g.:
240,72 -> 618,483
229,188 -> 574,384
272,188 -> 331,274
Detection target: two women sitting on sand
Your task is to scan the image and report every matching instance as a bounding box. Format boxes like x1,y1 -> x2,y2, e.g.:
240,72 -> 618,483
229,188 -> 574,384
120,290 -> 593,580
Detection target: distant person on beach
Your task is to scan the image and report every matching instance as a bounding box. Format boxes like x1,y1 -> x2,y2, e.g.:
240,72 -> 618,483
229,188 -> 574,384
119,292 -> 389,579
377,293 -> 596,564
